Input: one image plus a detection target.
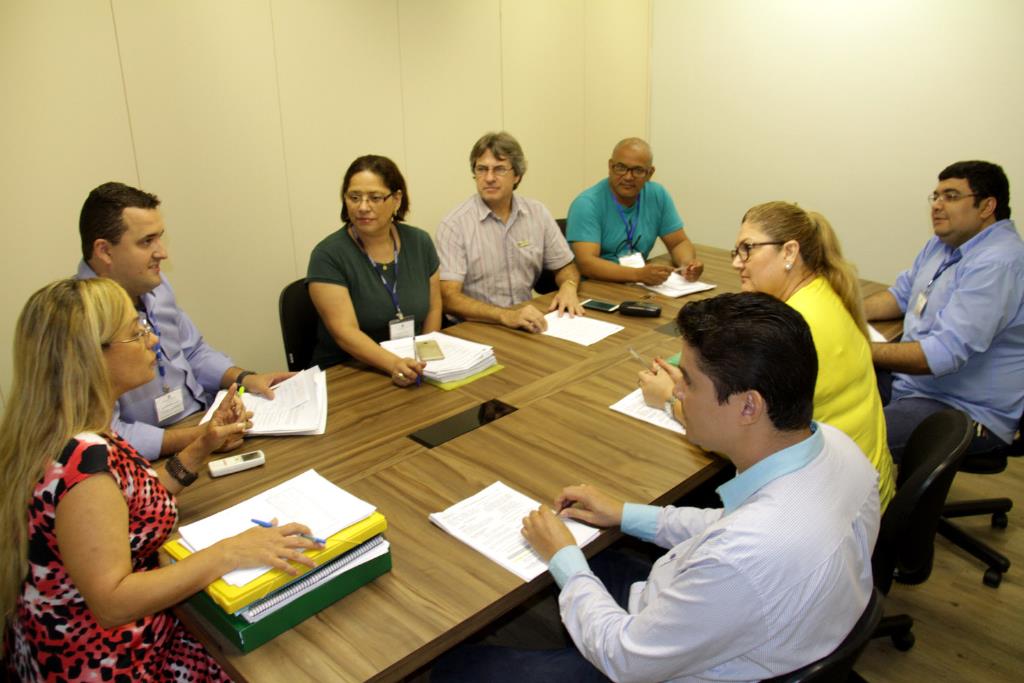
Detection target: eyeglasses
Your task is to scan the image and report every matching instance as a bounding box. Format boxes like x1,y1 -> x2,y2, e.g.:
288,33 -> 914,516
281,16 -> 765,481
927,190 -> 978,205
610,162 -> 651,179
730,241 -> 785,262
473,164 -> 513,177
104,316 -> 153,347
345,192 -> 394,206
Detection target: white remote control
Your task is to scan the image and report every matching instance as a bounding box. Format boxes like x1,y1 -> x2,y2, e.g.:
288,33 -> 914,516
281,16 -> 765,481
208,450 -> 266,477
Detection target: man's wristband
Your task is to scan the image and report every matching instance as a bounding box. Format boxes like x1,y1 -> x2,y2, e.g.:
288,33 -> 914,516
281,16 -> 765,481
664,396 -> 679,418
234,370 -> 255,388
166,453 -> 198,487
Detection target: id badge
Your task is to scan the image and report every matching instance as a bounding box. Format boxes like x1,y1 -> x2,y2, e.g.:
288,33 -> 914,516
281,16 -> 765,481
618,252 -> 646,268
912,292 -> 928,317
154,388 -> 185,423
389,315 -> 415,340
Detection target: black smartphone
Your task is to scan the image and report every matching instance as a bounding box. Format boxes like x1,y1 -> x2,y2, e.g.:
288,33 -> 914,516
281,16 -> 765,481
581,298 -> 620,313
408,399 -> 517,448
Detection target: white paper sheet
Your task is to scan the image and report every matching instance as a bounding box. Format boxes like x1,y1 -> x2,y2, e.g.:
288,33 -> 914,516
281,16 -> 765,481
610,388 -> 686,435
429,481 -> 600,581
641,273 -> 716,298
867,324 -> 886,343
178,469 -> 375,586
200,367 -> 327,436
541,312 -> 623,346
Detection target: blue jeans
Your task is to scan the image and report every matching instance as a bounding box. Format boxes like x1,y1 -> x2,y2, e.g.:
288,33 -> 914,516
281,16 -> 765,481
430,549 -> 654,683
879,372 -> 1009,463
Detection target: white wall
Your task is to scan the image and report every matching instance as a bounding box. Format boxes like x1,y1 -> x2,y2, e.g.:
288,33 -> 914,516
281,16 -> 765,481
0,0 -> 651,399
650,0 -> 1024,284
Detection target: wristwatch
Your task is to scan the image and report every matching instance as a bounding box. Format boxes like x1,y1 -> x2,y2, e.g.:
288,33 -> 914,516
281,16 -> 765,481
235,370 -> 255,389
166,454 -> 198,487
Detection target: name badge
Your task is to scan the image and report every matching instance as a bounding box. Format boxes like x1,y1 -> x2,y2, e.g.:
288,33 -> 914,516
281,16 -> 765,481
912,292 -> 928,317
618,252 -> 646,268
389,315 -> 415,341
154,388 -> 185,423
516,240 -> 531,248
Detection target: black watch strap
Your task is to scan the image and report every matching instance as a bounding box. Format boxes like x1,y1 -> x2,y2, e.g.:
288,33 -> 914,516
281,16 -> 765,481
235,370 -> 255,388
166,454 -> 198,487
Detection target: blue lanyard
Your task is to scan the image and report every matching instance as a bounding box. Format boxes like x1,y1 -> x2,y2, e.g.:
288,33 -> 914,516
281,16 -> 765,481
610,187 -> 641,253
926,250 -> 962,290
352,228 -> 402,318
138,305 -> 171,392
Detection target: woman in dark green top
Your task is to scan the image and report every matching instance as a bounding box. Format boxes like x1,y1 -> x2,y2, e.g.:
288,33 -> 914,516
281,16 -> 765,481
307,155 -> 441,385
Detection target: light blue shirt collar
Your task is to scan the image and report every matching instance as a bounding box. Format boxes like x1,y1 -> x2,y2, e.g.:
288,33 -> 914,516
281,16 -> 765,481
717,422 -> 823,514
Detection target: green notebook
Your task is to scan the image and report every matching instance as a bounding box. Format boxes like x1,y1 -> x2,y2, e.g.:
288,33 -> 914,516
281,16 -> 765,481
185,538 -> 392,652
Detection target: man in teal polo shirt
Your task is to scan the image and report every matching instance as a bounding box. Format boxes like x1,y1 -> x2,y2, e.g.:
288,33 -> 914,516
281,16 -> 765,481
566,137 -> 703,285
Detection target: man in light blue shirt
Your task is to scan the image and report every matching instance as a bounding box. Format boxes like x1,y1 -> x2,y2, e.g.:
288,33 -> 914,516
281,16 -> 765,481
433,293 -> 880,683
77,182 -> 292,460
866,161 -> 1024,461
566,137 -> 703,286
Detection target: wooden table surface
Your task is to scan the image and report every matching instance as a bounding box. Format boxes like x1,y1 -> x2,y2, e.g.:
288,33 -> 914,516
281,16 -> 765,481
171,245 -> 895,682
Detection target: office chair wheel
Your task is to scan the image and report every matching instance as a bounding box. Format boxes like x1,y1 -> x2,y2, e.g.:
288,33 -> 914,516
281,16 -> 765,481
983,568 -> 1003,588
891,630 -> 915,651
991,511 -> 1008,529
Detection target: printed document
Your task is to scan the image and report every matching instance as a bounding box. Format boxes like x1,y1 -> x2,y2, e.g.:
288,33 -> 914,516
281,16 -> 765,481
429,481 -> 600,581
201,366 -> 327,435
610,388 -> 686,435
641,273 -> 716,298
542,312 -> 623,346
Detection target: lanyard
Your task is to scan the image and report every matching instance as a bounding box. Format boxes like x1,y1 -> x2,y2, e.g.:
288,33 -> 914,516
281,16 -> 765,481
610,187 -> 641,253
352,228 -> 403,318
926,250 -> 962,290
138,305 -> 171,392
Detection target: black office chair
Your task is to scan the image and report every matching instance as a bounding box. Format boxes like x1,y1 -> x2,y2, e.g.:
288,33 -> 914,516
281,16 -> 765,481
762,588 -> 883,683
278,278 -> 320,372
870,408 -> 973,651
532,218 -> 568,294
936,414 -> 1020,587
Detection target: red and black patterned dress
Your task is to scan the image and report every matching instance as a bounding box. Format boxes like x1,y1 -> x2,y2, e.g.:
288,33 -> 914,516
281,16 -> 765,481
5,432 -> 231,682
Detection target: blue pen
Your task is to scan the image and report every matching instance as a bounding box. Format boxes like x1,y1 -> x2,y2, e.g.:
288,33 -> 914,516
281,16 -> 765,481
250,518 -> 326,545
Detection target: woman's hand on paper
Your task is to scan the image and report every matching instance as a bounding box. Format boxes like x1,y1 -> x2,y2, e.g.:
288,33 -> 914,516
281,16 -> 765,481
218,519 -> 319,576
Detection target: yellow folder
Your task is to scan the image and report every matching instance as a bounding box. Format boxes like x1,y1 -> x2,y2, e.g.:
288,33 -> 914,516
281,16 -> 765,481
162,511 -> 387,614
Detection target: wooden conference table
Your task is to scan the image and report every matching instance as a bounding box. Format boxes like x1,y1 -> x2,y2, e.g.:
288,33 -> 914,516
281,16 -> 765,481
170,245 -> 896,682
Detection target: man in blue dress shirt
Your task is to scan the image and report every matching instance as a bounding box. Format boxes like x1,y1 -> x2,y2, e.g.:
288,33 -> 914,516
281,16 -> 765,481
434,293 -> 880,682
77,182 -> 292,460
566,137 -> 703,286
865,161 -> 1024,461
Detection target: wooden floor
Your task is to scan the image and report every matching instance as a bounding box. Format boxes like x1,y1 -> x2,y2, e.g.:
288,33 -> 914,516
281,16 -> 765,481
856,455 -> 1024,683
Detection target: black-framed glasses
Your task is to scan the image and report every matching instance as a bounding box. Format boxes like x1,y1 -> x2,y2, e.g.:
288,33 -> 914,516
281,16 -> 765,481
345,192 -> 394,206
473,164 -> 513,177
104,316 -> 154,347
730,241 -> 785,262
610,162 -> 651,179
927,190 -> 978,205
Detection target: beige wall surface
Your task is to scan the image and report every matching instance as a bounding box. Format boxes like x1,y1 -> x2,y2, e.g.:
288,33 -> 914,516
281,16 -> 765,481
0,0 -> 650,400
650,0 -> 1024,285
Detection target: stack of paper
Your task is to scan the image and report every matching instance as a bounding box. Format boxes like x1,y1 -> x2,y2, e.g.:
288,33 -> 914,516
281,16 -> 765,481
610,388 -> 686,435
176,469 -> 376,587
380,332 -> 498,385
542,311 -> 623,346
201,366 -> 327,436
641,273 -> 716,298
430,481 -> 600,581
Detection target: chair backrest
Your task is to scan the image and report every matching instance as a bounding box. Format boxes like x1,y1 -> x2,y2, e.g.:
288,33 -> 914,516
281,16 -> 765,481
278,278 -> 320,372
762,588 -> 883,683
531,219 -> 569,295
873,409 -> 973,592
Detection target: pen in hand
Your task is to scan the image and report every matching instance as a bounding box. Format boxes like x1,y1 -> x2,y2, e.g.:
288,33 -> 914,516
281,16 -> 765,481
250,518 -> 326,545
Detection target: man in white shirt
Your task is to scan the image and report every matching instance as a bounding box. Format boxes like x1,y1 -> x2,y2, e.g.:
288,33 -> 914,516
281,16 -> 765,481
434,292 -> 880,682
